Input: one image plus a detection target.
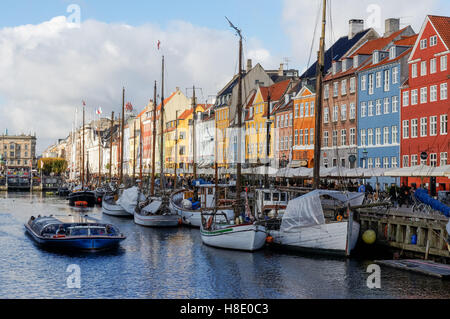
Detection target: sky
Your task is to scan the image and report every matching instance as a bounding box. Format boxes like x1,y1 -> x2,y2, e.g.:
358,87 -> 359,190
0,0 -> 448,154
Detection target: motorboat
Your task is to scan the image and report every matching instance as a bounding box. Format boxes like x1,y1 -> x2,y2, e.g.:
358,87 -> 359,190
25,214 -> 126,251
135,197 -> 181,227
67,187 -> 97,207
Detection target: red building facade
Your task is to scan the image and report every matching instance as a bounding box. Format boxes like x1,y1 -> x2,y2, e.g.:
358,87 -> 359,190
401,15 -> 449,190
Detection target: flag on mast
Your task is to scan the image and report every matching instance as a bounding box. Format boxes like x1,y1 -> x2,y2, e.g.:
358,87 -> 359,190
96,107 -> 102,115
157,40 -> 161,50
82,100 -> 86,106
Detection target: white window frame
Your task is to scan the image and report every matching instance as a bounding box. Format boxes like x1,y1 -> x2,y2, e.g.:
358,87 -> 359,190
349,103 -> 355,120
420,117 -> 427,137
420,61 -> 427,76
430,58 -> 437,74
360,102 -> 367,118
384,69 -> 390,92
383,97 -> 390,114
411,118 -> 418,138
430,116 -> 437,136
383,127 -> 389,144
440,114 -> 447,135
430,85 -> 437,102
392,125 -> 398,144
441,83 -> 448,100
411,63 -> 417,78
402,120 -> 409,139
441,55 -> 447,72
420,87 -> 427,104
402,91 -> 409,107
361,75 -> 367,91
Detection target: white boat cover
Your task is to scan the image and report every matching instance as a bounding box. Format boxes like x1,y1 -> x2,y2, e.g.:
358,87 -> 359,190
117,186 -> 146,214
281,190 -> 365,233
141,200 -> 162,215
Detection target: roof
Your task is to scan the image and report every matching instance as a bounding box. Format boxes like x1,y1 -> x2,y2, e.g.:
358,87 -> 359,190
156,91 -> 178,111
349,27 -> 407,57
358,47 -> 413,72
178,109 -> 193,120
428,15 -> 450,49
394,34 -> 418,46
301,28 -> 372,79
259,79 -> 291,102
244,92 -> 257,121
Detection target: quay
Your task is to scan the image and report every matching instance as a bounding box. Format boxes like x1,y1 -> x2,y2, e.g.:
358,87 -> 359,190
358,206 -> 450,261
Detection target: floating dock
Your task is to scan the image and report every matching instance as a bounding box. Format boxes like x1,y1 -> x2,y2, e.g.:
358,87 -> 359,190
375,259 -> 450,279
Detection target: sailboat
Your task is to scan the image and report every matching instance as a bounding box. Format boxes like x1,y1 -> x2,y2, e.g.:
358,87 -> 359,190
134,55 -> 181,227
199,18 -> 267,251
265,0 -> 363,257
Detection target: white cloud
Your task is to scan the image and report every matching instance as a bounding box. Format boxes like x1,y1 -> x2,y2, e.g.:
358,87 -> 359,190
281,0 -> 443,72
0,16 -> 274,153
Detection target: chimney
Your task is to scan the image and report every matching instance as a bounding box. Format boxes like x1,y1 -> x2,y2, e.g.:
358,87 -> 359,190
384,18 -> 400,37
278,63 -> 284,76
246,59 -> 252,72
349,19 -> 364,40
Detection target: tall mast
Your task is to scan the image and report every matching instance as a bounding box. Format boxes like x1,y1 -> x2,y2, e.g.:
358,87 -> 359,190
151,81 -> 157,196
139,118 -> 143,183
313,0 -> 327,190
160,56 -> 165,193
192,86 -> 197,180
82,105 -> 85,188
98,117 -> 101,187
174,109 -> 179,189
215,110 -> 219,208
109,111 -> 114,182
133,120 -> 136,183
120,87 -> 125,185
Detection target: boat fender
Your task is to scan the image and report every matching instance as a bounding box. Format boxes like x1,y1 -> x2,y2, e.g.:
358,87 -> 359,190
266,236 -> 274,244
206,216 -> 213,229
336,215 -> 343,222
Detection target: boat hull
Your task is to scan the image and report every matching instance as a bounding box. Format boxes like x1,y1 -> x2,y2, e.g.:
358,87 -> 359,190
102,197 -> 132,217
134,213 -> 180,227
200,224 -> 267,252
269,220 -> 360,256
68,191 -> 97,207
25,224 -> 124,251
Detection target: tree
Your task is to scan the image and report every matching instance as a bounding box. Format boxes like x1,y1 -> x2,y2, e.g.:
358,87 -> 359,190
38,158 -> 68,175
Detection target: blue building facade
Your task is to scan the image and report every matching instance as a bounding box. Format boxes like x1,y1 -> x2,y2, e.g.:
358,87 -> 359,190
357,46 -> 412,190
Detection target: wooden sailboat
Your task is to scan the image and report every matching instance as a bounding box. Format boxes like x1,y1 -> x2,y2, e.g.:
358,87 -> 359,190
134,55 -> 181,227
266,0 -> 362,257
199,18 -> 267,251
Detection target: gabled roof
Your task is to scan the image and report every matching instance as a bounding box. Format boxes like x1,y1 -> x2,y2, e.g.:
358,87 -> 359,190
394,34 -> 418,46
259,79 -> 291,102
156,91 -> 178,111
429,15 -> 450,49
349,27 -> 408,58
178,109 -> 193,120
358,47 -> 413,72
301,28 -> 372,79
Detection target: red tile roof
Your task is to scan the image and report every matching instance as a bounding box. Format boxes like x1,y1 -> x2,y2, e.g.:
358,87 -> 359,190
394,34 -> 418,46
178,109 -> 193,120
349,27 -> 408,57
156,91 -> 177,111
358,47 -> 413,72
428,15 -> 450,49
259,79 -> 291,102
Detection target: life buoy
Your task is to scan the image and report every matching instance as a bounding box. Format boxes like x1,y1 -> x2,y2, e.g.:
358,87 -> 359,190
336,215 -> 343,222
206,216 -> 213,229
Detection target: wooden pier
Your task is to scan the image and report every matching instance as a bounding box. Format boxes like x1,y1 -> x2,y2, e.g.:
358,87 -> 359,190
375,259 -> 450,279
358,206 -> 450,261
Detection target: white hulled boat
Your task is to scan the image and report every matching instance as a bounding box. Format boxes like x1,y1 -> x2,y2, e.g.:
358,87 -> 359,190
134,197 -> 181,227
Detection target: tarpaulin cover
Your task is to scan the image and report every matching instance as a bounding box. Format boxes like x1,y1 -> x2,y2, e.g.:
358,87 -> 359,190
414,188 -> 450,217
281,190 -> 364,232
117,186 -> 146,214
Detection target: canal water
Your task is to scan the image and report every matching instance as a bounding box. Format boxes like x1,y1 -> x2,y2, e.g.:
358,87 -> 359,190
0,192 -> 449,299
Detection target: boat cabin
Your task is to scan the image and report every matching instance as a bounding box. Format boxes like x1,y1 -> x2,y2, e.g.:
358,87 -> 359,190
254,188 -> 289,218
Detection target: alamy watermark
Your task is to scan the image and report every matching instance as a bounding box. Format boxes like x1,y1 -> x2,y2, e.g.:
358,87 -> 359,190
366,264 -> 381,289
66,4 -> 81,28
66,264 -> 81,289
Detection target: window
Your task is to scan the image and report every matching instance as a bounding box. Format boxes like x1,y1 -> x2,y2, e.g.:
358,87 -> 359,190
375,128 -> 381,145
323,131 -> 328,147
341,129 -> 347,146
430,85 -> 438,102
324,158 -> 329,168
402,91 -> 409,107
350,128 -> 356,145
310,102 -> 314,117
389,46 -> 396,59
420,38 -> 427,49
368,101 -> 374,116
411,89 -> 418,105
310,129 -> 314,144
411,119 -> 418,138
392,157 -> 398,168
441,114 -> 448,135
341,105 -> 347,121
430,153 -> 437,167
341,80 -> 347,95
289,113 -> 293,126
368,158 -> 374,168
392,96 -> 398,113
305,129 -> 309,145
420,117 -> 427,137
280,115 -> 284,128
430,58 -> 437,74
384,69 -> 390,91
383,98 -> 390,114
332,130 -> 338,147
299,103 -> 304,118
349,103 -> 355,120
441,83 -> 448,100
305,103 -> 309,117
441,55 -> 447,72
420,87 -> 427,104
294,130 -> 298,145
402,120 -> 409,139
368,74 -> 374,94
411,63 -> 417,78
360,102 -> 367,118
375,158 -> 381,168
324,107 -> 329,123
376,99 -> 382,115
361,75 -> 367,91
407,154 -> 416,166
333,106 -> 338,122
420,61 -> 427,76
441,152 -> 448,166
285,115 -> 288,128
403,155 -> 409,167
383,127 -> 389,144
299,130 -> 303,145
383,157 -> 390,168
376,72 -> 381,88
430,116 -> 437,136
324,84 -> 329,99
294,104 -> 299,118
368,128 -> 373,145
392,67 -> 399,84
333,82 -> 338,97
430,35 -> 437,46
350,77 -> 356,93
360,129 -> 366,146
392,126 -> 398,144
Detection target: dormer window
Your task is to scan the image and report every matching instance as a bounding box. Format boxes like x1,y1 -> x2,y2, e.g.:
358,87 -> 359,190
353,56 -> 359,69
389,46 -> 396,60
373,51 -> 380,64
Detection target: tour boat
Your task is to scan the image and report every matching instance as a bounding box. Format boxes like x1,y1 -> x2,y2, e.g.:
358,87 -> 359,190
267,190 -> 364,256
169,185 -> 235,227
25,215 -> 126,250
67,189 -> 97,207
